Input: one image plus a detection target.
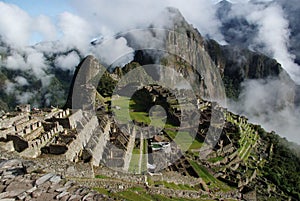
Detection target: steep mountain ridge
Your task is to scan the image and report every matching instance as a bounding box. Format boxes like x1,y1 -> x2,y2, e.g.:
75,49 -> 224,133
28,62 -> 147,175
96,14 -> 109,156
205,40 -> 296,104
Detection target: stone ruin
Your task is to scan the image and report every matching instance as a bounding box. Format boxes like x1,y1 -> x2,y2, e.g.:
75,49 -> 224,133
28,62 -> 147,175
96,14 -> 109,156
0,106 -> 68,157
0,103 -> 144,173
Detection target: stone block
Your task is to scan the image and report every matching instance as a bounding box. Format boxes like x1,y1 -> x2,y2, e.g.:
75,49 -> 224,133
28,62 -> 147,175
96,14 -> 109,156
35,173 -> 55,186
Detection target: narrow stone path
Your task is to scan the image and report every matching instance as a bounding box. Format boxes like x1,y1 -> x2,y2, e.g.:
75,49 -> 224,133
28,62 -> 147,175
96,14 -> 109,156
138,133 -> 143,173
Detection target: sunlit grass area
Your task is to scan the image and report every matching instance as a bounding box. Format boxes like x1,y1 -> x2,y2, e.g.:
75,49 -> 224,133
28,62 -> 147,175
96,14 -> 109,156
112,96 -> 203,153
112,96 -> 167,127
128,148 -> 140,174
189,160 -> 232,192
93,186 -> 218,201
164,125 -> 203,151
111,96 -> 150,124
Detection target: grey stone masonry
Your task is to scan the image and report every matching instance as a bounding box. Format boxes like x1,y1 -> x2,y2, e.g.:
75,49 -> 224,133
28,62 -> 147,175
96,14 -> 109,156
84,115 -> 111,166
0,158 -> 113,201
65,114 -> 99,162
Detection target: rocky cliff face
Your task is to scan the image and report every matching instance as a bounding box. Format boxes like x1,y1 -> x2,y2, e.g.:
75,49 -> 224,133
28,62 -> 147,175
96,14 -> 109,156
122,7 -> 296,109
64,55 -> 106,110
122,8 -> 226,101
205,40 -> 296,105
163,8 -> 225,101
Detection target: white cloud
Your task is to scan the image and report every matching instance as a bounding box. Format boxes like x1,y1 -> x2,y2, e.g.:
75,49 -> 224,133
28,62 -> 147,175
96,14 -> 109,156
26,49 -> 47,78
55,51 -> 80,71
58,12 -> 94,52
34,15 -> 58,42
70,0 -> 224,43
16,91 -> 35,104
14,76 -> 29,86
92,37 -> 134,67
5,52 -> 27,71
0,2 -> 32,47
5,48 -> 47,78
228,1 -> 300,83
228,77 -> 300,143
246,3 -> 300,82
4,80 -> 16,94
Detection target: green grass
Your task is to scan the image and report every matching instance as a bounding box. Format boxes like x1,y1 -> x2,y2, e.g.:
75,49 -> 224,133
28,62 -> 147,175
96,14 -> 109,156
130,111 -> 151,124
132,148 -> 140,154
111,96 -> 132,123
141,139 -> 148,173
147,177 -> 196,191
227,113 -> 258,162
129,148 -> 141,173
117,190 -> 154,201
164,127 -> 177,139
93,187 -> 110,195
189,139 -> 203,150
189,160 -> 215,183
95,175 -> 108,179
94,185 -> 234,201
112,96 -> 165,125
208,156 -> 224,163
164,126 -> 203,151
189,160 -> 232,192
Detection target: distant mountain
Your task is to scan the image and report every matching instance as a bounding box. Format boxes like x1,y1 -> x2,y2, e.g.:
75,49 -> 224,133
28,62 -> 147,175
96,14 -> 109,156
0,38 -> 82,111
216,0 -> 300,66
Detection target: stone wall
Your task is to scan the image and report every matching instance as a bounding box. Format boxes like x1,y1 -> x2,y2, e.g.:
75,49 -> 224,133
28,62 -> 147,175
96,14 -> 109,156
148,187 -> 206,199
0,141 -> 14,152
84,116 -> 111,166
51,109 -> 83,129
149,172 -> 203,186
65,115 -> 99,162
0,158 -> 107,201
0,126 -> 15,139
21,123 -> 64,158
53,109 -> 70,119
122,126 -> 136,171
6,134 -> 28,152
94,166 -> 145,184
0,113 -> 29,129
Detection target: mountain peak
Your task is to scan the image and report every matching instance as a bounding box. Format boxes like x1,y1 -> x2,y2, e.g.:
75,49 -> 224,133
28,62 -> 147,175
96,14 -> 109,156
64,55 -> 105,110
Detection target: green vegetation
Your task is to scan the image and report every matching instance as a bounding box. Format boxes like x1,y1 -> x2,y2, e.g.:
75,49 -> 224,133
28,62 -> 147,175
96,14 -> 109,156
112,95 -> 169,129
189,139 -> 203,150
129,148 -> 141,173
208,156 -> 224,163
189,160 -> 232,192
260,132 -> 300,200
150,180 -> 196,191
172,131 -> 203,151
112,96 -> 151,124
95,175 -> 108,179
164,125 -> 202,151
225,113 -> 300,199
94,186 -> 216,201
97,71 -> 117,97
141,139 -> 148,173
164,124 -> 177,139
226,113 -> 258,161
222,76 -> 241,101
